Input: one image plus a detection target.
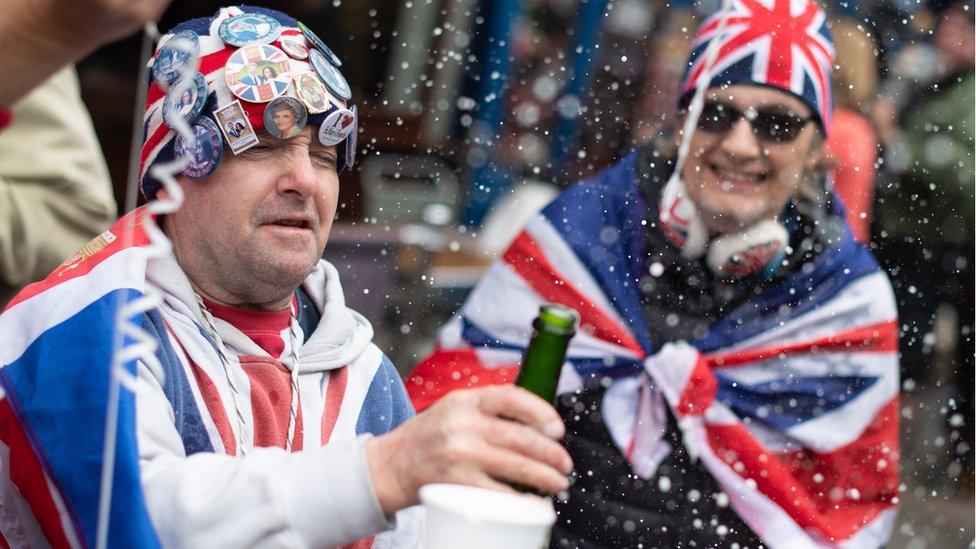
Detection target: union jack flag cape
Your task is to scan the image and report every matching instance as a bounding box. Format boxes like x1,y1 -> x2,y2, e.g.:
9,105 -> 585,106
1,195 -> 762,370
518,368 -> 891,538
0,207 -> 420,548
0,209 -> 158,547
408,150 -> 900,548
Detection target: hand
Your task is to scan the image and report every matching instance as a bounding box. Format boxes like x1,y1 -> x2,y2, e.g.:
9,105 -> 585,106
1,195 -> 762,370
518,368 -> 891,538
30,0 -> 172,51
365,385 -> 573,515
0,0 -> 173,107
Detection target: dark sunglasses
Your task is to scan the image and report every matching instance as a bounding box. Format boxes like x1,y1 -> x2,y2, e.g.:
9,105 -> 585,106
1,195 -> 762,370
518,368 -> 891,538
695,100 -> 814,143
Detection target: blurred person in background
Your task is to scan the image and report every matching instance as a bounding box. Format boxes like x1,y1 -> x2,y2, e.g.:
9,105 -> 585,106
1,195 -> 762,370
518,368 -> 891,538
410,0 -> 901,547
874,0 -> 974,481
824,17 -> 880,243
0,68 -> 117,307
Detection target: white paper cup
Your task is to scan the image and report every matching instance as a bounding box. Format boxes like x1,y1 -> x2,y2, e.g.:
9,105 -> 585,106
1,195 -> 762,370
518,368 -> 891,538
420,483 -> 556,549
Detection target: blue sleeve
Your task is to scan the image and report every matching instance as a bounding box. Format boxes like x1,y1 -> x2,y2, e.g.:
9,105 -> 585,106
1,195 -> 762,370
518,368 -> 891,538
355,355 -> 416,436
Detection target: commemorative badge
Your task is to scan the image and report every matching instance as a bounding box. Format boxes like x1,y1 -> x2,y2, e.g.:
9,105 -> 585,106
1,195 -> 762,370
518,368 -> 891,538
309,49 -> 351,101
345,105 -> 358,169
279,35 -> 309,60
264,97 -> 308,140
162,71 -> 208,130
297,21 -> 342,67
56,229 -> 117,275
151,30 -> 199,89
218,13 -> 282,47
214,100 -> 259,154
294,72 -> 331,114
224,44 -> 292,103
318,108 -> 356,146
175,116 -> 224,179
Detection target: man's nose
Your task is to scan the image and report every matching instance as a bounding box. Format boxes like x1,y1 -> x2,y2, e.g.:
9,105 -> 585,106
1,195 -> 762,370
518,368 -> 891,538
718,117 -> 763,160
276,152 -> 318,199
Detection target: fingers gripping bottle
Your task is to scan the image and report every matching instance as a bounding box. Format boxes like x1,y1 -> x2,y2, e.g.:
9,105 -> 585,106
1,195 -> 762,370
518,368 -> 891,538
515,304 -> 579,403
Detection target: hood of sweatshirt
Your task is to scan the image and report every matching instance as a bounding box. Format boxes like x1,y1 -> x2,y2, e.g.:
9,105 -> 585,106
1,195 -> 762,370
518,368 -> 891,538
146,253 -> 373,374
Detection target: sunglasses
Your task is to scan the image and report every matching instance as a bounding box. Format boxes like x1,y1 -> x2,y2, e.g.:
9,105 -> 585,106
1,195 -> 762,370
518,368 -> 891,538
695,100 -> 814,143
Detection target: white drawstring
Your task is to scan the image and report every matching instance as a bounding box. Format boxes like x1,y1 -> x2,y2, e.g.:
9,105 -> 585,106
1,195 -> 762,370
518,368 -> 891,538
195,294 -> 304,454
285,303 -> 303,452
195,294 -> 253,455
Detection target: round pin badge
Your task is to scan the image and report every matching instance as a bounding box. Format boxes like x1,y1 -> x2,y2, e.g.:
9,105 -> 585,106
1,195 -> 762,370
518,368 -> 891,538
224,44 -> 292,103
152,30 -> 199,89
174,116 -> 223,180
345,104 -> 358,169
294,72 -> 331,114
218,13 -> 282,47
162,72 -> 208,130
318,108 -> 356,146
279,36 -> 309,60
264,97 -> 308,140
309,49 -> 351,101
297,21 -> 342,67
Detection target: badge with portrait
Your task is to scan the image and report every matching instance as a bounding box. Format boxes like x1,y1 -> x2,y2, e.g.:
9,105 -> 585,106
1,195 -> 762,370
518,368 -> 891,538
214,100 -> 260,154
174,117 -> 223,179
263,97 -> 308,140
294,72 -> 331,114
224,44 -> 292,103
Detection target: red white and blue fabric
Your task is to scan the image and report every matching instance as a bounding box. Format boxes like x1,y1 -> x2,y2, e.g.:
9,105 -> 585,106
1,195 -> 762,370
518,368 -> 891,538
680,0 -> 835,135
408,151 -> 899,548
0,207 -> 419,547
0,210 -> 157,547
140,6 -> 352,199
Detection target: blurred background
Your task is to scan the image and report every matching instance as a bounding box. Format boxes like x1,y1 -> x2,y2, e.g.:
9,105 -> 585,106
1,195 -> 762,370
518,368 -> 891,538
75,0 -> 972,546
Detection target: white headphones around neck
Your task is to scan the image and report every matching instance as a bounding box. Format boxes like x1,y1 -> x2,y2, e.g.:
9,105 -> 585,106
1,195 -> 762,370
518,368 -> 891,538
658,174 -> 789,279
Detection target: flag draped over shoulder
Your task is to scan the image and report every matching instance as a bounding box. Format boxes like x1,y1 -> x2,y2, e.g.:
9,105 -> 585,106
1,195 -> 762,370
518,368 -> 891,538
408,152 -> 900,548
0,207 -> 160,547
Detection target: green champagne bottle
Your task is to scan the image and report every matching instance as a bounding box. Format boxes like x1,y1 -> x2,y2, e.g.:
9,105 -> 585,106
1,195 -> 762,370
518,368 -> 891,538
515,303 -> 579,403
509,304 -> 578,497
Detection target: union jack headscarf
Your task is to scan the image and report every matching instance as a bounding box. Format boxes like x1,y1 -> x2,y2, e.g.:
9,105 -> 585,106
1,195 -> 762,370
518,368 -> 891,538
679,0 -> 835,135
139,6 -> 356,199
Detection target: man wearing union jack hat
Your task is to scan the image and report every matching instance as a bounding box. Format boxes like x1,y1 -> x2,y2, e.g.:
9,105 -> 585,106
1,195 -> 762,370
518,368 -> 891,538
0,5 -> 573,548
410,1 -> 901,547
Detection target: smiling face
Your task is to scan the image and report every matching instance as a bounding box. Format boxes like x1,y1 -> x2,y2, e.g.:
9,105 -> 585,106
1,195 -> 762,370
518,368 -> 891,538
678,85 -> 823,234
274,107 -> 296,132
162,125 -> 339,309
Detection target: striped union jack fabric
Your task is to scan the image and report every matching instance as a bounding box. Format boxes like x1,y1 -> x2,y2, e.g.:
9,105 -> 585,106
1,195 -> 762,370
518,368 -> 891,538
0,208 -> 421,547
0,209 -> 159,547
408,150 -> 900,547
680,0 -> 835,134
139,6 -> 354,199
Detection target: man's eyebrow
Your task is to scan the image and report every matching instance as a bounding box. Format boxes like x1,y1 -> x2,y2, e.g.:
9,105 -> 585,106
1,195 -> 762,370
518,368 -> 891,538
310,146 -> 338,157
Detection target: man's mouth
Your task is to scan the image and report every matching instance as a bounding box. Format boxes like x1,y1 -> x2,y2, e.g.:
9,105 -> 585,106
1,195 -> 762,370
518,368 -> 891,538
267,218 -> 312,229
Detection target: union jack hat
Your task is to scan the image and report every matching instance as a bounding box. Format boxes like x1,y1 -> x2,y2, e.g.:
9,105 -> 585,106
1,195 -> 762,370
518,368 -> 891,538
679,0 -> 835,135
139,5 -> 357,199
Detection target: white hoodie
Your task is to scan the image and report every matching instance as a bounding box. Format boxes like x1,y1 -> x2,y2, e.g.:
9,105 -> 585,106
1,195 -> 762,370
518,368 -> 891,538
135,253 -> 421,548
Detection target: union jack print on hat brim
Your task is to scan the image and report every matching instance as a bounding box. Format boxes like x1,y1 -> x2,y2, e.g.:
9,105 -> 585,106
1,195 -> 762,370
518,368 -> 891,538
139,6 -> 354,199
678,0 -> 835,135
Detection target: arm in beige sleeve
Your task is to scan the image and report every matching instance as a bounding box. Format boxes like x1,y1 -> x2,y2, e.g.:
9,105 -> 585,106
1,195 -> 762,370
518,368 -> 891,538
0,67 -> 117,303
